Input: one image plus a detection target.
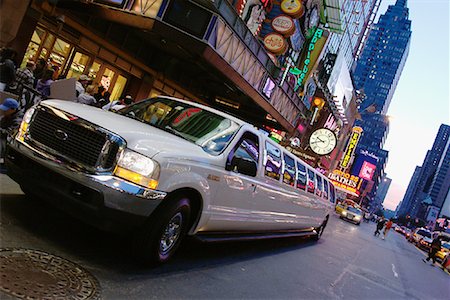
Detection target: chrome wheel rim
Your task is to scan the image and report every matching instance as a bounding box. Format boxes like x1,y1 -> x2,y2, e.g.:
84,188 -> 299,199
160,212 -> 183,254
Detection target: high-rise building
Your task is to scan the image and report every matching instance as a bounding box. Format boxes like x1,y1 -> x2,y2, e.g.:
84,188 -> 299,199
400,124 -> 450,219
353,0 -> 412,115
397,166 -> 421,217
349,0 -> 411,204
325,0 -> 381,70
429,138 -> 450,209
377,176 -> 391,207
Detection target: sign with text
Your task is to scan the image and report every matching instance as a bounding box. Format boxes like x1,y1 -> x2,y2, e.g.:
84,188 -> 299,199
340,126 -> 363,169
328,169 -> 361,196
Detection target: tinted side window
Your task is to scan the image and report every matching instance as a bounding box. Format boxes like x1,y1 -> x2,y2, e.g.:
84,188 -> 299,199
296,161 -> 307,190
264,141 -> 281,180
329,184 -> 336,203
227,132 -> 259,175
316,174 -> 323,197
323,179 -> 329,200
307,169 -> 315,193
283,153 -> 296,186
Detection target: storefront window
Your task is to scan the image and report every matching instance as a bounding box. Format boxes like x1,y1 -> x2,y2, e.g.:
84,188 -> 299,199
88,61 -> 102,80
67,52 -> 90,79
110,74 -> 127,101
20,27 -> 47,68
48,38 -> 71,78
43,33 -> 55,50
101,68 -> 115,91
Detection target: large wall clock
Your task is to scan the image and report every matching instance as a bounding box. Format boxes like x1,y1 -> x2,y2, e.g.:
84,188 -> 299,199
309,128 -> 337,155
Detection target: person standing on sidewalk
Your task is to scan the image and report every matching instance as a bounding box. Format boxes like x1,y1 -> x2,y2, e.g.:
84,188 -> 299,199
382,219 -> 393,240
423,234 -> 442,266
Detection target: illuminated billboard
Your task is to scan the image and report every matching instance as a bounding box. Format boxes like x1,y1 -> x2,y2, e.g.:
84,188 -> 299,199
328,169 -> 361,196
351,149 -> 379,178
292,28 -> 329,91
340,126 -> 363,169
359,161 -> 376,181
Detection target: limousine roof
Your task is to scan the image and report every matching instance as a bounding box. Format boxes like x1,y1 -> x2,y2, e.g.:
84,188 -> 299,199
157,96 -> 247,127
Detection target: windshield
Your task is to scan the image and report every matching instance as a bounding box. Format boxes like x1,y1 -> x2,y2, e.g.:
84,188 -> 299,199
347,207 -> 362,215
417,230 -> 431,238
118,97 -> 240,155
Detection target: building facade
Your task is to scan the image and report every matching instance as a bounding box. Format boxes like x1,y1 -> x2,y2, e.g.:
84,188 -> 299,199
347,0 -> 411,206
400,124 -> 450,219
397,166 -> 422,217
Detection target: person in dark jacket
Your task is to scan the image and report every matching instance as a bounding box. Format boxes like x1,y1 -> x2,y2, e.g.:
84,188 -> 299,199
0,98 -> 23,173
423,234 -> 442,265
0,48 -> 17,91
374,217 -> 386,236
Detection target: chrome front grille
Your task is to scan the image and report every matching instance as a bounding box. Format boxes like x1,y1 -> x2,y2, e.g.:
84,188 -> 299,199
27,106 -> 123,171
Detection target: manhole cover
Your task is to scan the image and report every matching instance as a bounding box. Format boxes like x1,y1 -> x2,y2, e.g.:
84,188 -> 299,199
0,248 -> 101,299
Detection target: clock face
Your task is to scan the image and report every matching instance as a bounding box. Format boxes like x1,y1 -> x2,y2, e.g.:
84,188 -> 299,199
309,128 -> 337,155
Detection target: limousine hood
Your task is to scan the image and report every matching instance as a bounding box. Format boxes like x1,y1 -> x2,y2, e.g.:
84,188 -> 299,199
41,100 -> 208,158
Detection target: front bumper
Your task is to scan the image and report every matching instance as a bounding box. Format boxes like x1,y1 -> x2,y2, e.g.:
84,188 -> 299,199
5,140 -> 167,233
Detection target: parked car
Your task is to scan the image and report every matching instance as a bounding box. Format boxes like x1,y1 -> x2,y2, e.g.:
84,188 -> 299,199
394,225 -> 404,234
339,205 -> 363,225
5,96 -> 335,264
409,228 -> 432,246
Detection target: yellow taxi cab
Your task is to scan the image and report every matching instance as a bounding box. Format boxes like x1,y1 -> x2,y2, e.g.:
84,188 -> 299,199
436,242 -> 450,261
335,199 -> 359,214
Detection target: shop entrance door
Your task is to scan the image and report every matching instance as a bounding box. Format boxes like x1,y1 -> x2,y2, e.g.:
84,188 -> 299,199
88,62 -> 128,101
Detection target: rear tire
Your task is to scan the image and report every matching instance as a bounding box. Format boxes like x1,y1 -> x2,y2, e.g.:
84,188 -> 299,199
132,196 -> 191,265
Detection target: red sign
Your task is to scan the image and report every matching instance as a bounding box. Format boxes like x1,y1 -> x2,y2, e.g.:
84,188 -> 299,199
359,161 -> 376,181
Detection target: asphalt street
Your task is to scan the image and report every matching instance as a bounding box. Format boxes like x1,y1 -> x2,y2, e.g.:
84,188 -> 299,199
1,173 -> 449,299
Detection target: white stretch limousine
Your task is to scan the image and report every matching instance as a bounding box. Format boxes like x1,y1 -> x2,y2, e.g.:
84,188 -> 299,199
6,96 -> 335,264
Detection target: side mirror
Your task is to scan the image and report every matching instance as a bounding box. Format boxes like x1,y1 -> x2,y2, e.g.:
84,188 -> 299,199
229,157 -> 257,177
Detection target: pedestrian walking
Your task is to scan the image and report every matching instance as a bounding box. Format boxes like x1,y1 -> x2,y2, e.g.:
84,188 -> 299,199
382,219 -> 393,240
35,69 -> 54,98
422,234 -> 442,266
374,217 -> 386,236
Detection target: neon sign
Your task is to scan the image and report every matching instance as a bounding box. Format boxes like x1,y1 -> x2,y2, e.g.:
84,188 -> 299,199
293,28 -> 326,91
340,126 -> 363,169
328,170 -> 361,195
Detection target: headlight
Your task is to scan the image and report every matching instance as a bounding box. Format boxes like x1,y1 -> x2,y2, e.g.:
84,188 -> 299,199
355,216 -> 361,220
341,211 -> 347,216
114,149 -> 160,189
16,107 -> 35,141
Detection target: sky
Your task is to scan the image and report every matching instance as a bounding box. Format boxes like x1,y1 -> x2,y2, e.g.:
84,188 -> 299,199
377,0 -> 450,210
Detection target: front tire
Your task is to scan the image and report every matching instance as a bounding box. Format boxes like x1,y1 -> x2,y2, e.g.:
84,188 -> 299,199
312,216 -> 329,241
132,197 -> 191,265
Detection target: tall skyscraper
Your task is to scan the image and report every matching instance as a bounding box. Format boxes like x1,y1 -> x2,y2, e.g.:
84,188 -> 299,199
353,0 -> 412,114
350,0 -> 411,204
397,166 -> 422,217
399,124 -> 450,218
326,0 -> 381,70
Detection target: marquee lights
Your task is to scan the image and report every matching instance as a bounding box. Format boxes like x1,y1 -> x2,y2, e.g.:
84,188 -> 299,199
340,126 -> 363,169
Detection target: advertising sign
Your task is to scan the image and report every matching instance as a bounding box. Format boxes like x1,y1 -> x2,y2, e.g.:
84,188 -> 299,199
272,15 -> 295,36
340,126 -> 363,169
280,0 -> 304,18
264,33 -> 287,55
359,161 -> 376,181
292,28 -> 329,91
351,149 -> 379,177
328,169 -> 361,196
241,0 -> 273,35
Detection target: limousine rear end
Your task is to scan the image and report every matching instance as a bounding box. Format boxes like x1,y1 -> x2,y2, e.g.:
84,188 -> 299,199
6,96 -> 335,264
